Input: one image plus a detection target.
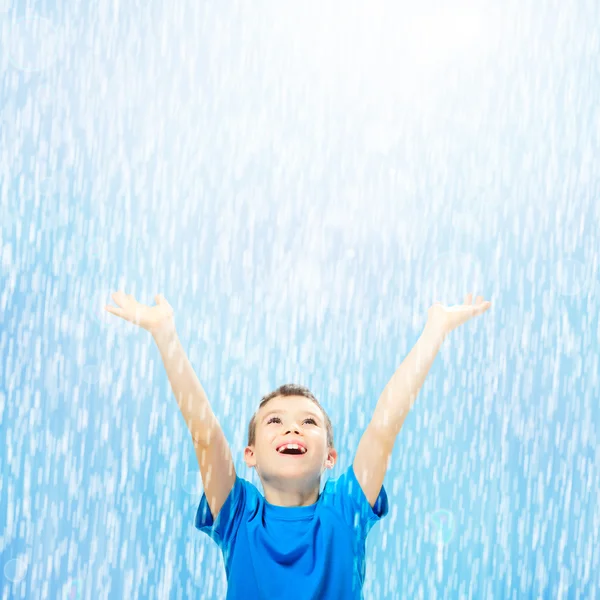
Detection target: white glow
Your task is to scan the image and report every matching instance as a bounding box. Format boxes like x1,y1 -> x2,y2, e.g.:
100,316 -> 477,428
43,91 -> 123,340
404,9 -> 488,68
268,2 -> 490,79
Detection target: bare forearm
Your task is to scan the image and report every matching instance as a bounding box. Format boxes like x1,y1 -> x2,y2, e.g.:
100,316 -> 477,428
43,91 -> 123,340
152,324 -> 219,445
370,322 -> 446,437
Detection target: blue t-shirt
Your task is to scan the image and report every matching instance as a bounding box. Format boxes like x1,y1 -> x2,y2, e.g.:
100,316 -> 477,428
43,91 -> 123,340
195,463 -> 389,600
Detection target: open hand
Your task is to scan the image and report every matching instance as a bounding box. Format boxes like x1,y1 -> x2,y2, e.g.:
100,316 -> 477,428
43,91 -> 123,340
104,291 -> 175,334
427,293 -> 492,337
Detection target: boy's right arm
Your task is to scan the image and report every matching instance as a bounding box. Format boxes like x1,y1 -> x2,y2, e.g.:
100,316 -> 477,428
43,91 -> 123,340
152,323 -> 237,520
104,291 -> 236,520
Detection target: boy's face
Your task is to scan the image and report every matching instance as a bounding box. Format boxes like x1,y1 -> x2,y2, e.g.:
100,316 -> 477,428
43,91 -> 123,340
244,395 -> 337,485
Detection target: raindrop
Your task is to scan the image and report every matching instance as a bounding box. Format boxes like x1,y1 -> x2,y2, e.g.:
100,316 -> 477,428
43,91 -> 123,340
62,578 -> 83,600
2,550 -> 30,584
426,509 -> 456,545
182,469 -> 203,496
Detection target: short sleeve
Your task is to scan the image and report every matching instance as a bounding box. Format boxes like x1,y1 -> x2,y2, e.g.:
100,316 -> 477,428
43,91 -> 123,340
325,464 -> 389,540
195,474 -> 251,551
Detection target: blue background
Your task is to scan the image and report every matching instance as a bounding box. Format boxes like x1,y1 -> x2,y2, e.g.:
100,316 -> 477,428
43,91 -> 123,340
1,0 -> 599,598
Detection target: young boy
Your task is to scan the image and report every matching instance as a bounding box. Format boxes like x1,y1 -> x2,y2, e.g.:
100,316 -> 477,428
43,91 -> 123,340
105,291 -> 491,599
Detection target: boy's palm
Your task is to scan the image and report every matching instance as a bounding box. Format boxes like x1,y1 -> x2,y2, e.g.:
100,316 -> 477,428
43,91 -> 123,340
104,291 -> 174,333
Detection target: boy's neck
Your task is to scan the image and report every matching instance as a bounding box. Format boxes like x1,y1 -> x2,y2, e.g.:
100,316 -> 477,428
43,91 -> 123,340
261,480 -> 321,508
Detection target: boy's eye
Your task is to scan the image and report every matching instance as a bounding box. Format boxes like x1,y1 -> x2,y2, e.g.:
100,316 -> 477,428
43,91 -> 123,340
266,417 -> 317,425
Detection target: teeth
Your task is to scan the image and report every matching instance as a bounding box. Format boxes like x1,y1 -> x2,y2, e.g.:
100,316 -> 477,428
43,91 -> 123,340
277,444 -> 307,454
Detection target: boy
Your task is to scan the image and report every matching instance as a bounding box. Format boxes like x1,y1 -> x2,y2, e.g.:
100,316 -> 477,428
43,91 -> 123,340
105,291 -> 491,599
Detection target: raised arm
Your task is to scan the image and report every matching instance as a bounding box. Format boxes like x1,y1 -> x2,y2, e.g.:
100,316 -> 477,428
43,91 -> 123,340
105,291 -> 236,519
353,293 -> 492,508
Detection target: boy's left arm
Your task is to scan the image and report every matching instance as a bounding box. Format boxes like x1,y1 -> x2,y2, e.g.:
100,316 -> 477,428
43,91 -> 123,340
353,293 -> 492,508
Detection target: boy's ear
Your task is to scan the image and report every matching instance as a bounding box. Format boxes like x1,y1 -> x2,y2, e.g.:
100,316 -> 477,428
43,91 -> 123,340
244,446 -> 256,468
326,447 -> 338,469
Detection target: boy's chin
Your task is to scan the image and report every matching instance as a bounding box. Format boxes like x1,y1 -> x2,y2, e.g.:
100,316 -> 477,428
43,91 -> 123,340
274,456 -> 312,467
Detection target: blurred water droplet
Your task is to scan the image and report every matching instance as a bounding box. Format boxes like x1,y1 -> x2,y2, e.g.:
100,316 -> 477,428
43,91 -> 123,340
427,509 -> 456,545
182,469 -> 203,496
44,366 -> 62,400
62,577 -> 83,599
3,554 -> 30,583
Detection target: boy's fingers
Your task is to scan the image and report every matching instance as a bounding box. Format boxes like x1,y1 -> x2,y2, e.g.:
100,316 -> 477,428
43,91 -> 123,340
476,301 -> 491,315
104,305 -> 124,318
111,291 -> 128,306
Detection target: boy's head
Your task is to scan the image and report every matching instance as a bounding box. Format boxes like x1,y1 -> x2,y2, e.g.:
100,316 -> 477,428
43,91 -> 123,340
244,384 -> 337,489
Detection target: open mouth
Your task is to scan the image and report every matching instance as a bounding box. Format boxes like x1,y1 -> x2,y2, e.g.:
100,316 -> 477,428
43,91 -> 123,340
276,444 -> 308,457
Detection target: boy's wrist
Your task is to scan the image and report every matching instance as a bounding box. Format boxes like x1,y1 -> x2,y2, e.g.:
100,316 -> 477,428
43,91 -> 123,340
151,319 -> 178,346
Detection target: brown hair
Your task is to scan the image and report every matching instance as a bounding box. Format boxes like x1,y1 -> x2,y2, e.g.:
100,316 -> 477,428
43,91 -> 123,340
247,383 -> 334,448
